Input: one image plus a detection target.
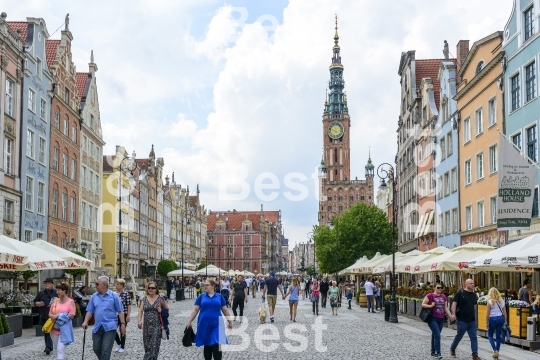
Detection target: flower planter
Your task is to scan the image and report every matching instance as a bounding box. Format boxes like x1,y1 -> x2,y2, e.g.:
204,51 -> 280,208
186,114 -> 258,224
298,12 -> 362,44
72,316 -> 83,328
398,298 -> 406,313
415,299 -> 423,315
508,307 -> 530,339
477,304 -> 488,331
0,332 -> 14,348
6,314 -> 22,338
406,299 -> 416,316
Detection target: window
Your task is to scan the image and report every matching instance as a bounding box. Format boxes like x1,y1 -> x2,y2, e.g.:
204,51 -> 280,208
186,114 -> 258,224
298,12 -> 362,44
37,232 -> 43,240
52,189 -> 58,218
71,159 -> 76,180
475,108 -> 483,135
488,99 -> 496,127
466,205 -> 472,230
524,6 -> 535,41
328,196 -> 332,201
90,142 -> 94,158
438,176 -> 443,199
4,200 -> 13,222
465,160 -> 472,185
444,172 -> 450,196
5,79 -> 13,116
464,118 -> 471,143
71,127 -> 77,142
477,201 -> 485,227
4,137 -> 13,175
40,98 -> 47,120
440,137 -> 446,160
82,136 -> 87,153
62,153 -> 68,176
209,248 -> 214,257
349,195 -> 354,201
36,58 -> 42,79
54,112 -> 60,128
244,248 -> 249,258
527,125 -> 537,162
327,206 -> 332,211
64,88 -> 69,104
437,214 -> 443,236
28,88 -> 36,112
445,211 -> 451,235
490,196 -> 497,224
96,146 -> 100,159
451,167 -> 457,192
25,176 -> 33,211
37,137 -> 46,165
533,188 -> 539,218
26,129 -> 35,158
227,236 -> 231,244
452,208 -> 458,233
244,235 -> 249,244
476,153 -> 484,180
526,62 -> 536,102
82,166 -> 87,188
63,119 -> 68,136
70,197 -> 76,223
24,230 -> 32,243
37,182 -> 45,214
90,114 -> 95,129
511,73 -> 521,111
61,193 -> 67,220
513,133 -> 522,149
52,148 -> 59,171
89,170 -> 93,191
95,174 -> 99,194
489,145 -> 498,174
81,202 -> 87,228
338,205 -> 344,212
475,61 -> 485,75
447,132 -> 453,156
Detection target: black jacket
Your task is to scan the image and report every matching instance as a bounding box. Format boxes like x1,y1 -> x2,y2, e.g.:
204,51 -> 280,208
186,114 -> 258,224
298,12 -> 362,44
320,281 -> 329,294
34,288 -> 57,319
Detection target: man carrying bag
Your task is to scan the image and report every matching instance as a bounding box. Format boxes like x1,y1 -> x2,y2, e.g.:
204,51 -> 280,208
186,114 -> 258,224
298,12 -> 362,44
449,279 -> 480,360
34,278 -> 57,355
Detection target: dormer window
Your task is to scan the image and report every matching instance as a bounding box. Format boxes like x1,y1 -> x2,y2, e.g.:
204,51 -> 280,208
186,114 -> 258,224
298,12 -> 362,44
475,61 -> 485,75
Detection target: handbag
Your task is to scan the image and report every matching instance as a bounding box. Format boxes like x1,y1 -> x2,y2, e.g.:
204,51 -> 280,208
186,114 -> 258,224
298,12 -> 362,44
158,298 -> 167,340
419,307 -> 432,322
310,294 -> 317,303
42,299 -> 58,333
182,326 -> 196,347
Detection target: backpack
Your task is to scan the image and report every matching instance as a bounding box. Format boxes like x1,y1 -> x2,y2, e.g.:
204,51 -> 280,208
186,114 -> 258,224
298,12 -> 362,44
195,281 -> 200,289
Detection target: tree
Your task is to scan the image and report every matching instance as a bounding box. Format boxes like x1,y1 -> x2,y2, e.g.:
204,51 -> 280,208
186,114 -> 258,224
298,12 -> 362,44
157,259 -> 178,277
305,266 -> 315,276
197,262 -> 207,270
64,251 -> 88,279
314,202 -> 395,274
22,270 -> 38,291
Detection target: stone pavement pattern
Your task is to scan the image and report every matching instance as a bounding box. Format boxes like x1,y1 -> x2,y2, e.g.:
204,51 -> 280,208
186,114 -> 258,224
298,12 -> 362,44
1,291 -> 539,359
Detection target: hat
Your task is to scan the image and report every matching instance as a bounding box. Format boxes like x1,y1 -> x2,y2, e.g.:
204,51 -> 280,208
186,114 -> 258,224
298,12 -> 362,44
43,278 -> 54,283
269,271 -> 275,277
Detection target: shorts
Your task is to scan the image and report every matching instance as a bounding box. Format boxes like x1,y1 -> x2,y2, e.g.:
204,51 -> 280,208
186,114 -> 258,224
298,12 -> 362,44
289,300 -> 298,305
267,295 -> 277,308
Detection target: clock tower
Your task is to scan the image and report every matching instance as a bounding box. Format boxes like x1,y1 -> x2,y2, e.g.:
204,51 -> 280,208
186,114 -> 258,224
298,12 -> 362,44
318,16 -> 374,225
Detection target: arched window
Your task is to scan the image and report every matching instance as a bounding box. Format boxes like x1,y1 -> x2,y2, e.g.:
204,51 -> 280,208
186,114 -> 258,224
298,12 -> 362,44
475,61 -> 485,75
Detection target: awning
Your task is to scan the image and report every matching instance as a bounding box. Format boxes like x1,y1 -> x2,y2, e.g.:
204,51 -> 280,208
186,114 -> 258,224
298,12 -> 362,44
414,213 -> 426,238
422,211 -> 435,236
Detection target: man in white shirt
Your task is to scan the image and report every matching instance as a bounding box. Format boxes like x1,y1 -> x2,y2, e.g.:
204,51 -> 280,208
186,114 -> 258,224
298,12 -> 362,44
245,276 -> 252,295
364,276 -> 376,313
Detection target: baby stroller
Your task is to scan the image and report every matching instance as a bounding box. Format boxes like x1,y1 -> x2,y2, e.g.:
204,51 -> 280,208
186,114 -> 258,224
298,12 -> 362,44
220,288 -> 231,307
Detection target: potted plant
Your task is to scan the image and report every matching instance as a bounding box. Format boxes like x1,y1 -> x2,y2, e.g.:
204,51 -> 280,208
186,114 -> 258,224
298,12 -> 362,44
507,300 -> 530,338
0,312 -> 14,348
72,302 -> 83,328
476,296 -> 488,331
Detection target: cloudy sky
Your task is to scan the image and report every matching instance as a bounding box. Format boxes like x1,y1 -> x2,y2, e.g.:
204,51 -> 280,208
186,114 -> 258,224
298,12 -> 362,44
11,0 -> 513,248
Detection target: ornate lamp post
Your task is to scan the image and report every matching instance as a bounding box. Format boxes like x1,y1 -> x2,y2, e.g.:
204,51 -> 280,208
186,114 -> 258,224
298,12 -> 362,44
307,231 -> 315,277
378,163 -> 398,323
326,211 -> 339,278
180,205 -> 192,300
117,151 -> 138,279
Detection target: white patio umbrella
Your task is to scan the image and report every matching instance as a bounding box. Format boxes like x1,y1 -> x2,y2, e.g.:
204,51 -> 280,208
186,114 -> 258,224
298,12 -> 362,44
195,265 -> 227,276
348,252 -> 383,273
372,251 -> 414,274
276,271 -> 288,276
243,270 -> 255,277
28,240 -> 93,269
339,255 -> 369,275
167,269 -> 196,276
0,235 -> 68,271
467,233 -> 540,270
395,246 -> 449,273
357,253 -> 403,274
413,243 -> 495,273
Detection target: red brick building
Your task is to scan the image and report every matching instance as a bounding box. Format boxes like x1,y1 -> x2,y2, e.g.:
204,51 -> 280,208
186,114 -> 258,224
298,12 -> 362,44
46,22 -> 80,249
206,207 -> 282,274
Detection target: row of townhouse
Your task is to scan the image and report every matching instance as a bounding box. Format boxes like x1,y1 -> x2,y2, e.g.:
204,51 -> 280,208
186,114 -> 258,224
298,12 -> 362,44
1,14 -> 106,279
102,145 -> 208,280
393,0 -> 540,251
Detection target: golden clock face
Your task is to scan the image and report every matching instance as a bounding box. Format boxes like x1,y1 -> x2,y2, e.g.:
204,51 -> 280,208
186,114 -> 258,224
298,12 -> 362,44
328,122 -> 344,139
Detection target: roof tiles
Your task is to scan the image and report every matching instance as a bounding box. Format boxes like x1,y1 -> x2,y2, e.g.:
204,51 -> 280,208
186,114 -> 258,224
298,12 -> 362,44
416,59 -> 446,110
76,72 -> 89,99
207,210 -> 280,232
45,39 -> 60,68
7,22 -> 27,43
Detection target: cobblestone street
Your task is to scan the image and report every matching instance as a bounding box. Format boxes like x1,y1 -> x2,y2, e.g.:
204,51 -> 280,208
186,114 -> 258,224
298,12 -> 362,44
1,292 -> 539,359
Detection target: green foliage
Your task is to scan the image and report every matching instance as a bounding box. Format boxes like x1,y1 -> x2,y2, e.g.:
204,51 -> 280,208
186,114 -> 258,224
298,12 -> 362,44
75,302 -> 82,318
64,251 -> 88,278
157,259 -> 178,277
0,312 -> 9,335
197,262 -> 207,270
305,266 -> 315,276
314,202 -> 395,274
22,270 -> 38,281
0,313 -> 4,335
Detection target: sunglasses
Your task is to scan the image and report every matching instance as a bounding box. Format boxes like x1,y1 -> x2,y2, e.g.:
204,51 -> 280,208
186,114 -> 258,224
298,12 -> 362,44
147,287 -> 156,290
436,287 -> 442,289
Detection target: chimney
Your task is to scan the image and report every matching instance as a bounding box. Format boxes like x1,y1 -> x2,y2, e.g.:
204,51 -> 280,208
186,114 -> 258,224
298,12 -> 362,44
456,40 -> 470,83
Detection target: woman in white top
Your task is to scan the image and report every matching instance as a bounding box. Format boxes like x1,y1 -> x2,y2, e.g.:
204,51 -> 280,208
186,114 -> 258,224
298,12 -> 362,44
485,287 -> 508,359
300,278 -> 306,300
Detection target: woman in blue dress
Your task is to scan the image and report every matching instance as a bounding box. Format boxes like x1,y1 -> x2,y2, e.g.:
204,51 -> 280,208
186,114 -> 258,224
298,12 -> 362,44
186,278 -> 233,360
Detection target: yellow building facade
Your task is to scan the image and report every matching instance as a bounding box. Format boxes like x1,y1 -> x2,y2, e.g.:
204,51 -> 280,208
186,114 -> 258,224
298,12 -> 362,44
455,32 -> 507,247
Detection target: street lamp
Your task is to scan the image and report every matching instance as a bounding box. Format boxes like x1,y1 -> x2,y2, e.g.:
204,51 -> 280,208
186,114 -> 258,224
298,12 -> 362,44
378,163 -> 398,323
117,151 -> 138,279
80,242 -> 88,256
327,211 -> 338,278
180,205 -> 192,300
307,231 -> 315,277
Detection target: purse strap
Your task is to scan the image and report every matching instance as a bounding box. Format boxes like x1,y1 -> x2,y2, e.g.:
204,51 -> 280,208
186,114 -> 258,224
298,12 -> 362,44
494,300 -> 506,323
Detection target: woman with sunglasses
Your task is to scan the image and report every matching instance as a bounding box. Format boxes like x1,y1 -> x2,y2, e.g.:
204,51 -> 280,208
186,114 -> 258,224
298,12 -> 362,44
186,278 -> 233,360
421,283 -> 452,359
138,282 -> 169,360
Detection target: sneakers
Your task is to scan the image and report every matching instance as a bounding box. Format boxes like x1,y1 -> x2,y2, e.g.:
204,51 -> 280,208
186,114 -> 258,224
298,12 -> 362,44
450,349 -> 456,358
432,354 -> 442,359
114,345 -> 122,352
472,353 -> 481,360
118,348 -> 125,353
493,350 -> 499,358
44,348 -> 51,355
270,317 -> 274,323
